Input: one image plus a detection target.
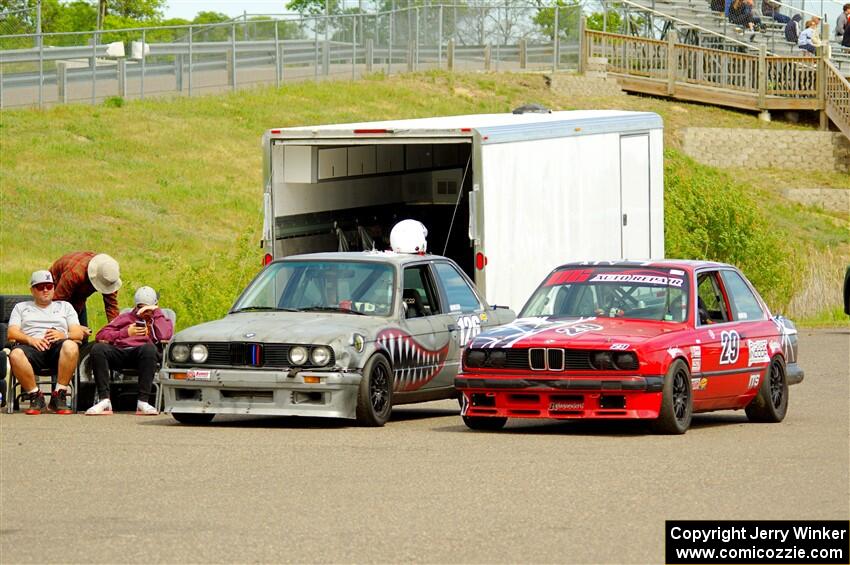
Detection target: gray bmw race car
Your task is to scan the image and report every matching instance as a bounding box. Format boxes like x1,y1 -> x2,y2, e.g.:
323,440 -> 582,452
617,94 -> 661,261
160,251 -> 515,426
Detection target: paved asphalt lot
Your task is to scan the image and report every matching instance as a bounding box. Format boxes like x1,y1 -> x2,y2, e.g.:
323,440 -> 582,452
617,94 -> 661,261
1,329 -> 847,564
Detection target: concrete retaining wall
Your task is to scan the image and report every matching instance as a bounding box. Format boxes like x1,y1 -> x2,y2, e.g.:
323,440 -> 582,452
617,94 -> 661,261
682,128 -> 850,173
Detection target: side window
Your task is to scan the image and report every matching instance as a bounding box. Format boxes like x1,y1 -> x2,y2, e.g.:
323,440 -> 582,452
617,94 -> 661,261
433,262 -> 482,314
402,265 -> 440,319
696,272 -> 730,325
720,270 -> 766,321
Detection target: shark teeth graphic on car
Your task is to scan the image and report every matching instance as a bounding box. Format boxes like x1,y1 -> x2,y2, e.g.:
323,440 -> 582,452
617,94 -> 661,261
375,328 -> 450,392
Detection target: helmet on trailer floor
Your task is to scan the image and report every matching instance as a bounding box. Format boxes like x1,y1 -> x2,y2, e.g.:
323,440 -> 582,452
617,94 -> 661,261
390,220 -> 428,254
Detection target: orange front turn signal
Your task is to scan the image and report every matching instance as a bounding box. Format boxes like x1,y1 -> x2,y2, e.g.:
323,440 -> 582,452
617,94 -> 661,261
303,376 -> 321,384
172,373 -> 188,380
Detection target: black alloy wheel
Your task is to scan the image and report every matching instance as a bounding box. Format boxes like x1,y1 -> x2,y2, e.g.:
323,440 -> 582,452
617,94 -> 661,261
672,368 -> 689,422
651,359 -> 693,434
746,356 -> 788,423
370,361 -> 390,414
356,355 -> 393,426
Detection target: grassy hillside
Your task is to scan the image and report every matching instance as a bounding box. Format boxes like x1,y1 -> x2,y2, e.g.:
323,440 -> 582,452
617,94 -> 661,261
1,71 -> 847,330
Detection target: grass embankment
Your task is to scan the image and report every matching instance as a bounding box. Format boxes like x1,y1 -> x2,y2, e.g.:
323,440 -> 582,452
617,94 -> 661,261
1,71 -> 847,330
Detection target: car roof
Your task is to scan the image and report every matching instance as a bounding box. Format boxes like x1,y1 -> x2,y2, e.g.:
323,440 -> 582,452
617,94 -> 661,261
553,259 -> 733,271
279,251 -> 449,266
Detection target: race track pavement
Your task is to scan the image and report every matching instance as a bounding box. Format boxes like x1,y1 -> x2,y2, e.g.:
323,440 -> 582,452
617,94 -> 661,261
1,329 -> 847,564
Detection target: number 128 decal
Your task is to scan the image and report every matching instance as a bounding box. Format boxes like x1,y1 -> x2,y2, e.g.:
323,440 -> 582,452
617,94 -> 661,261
720,330 -> 740,365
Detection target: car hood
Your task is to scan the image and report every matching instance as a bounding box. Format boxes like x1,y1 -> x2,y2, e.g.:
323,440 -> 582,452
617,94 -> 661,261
467,316 -> 684,349
172,312 -> 389,344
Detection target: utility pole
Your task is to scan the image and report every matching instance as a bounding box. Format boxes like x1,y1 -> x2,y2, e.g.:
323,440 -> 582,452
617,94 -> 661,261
36,0 -> 42,47
96,0 -> 107,31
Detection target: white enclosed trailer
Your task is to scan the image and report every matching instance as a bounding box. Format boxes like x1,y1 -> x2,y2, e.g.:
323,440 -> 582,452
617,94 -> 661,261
262,110 -> 664,311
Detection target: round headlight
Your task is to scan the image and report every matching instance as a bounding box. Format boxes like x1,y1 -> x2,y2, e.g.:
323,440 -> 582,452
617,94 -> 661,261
191,344 -> 208,363
311,346 -> 331,366
614,352 -> 638,371
489,350 -> 507,368
171,344 -> 190,363
289,346 -> 308,365
465,349 -> 486,368
591,351 -> 613,370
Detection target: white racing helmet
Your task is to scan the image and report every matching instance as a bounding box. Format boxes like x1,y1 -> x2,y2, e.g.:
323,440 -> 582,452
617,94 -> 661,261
390,220 -> 428,254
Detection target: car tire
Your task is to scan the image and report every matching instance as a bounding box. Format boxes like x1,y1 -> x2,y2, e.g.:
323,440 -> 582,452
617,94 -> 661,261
355,354 -> 393,427
462,415 -> 508,431
651,359 -> 693,435
745,356 -> 788,423
171,412 -> 215,425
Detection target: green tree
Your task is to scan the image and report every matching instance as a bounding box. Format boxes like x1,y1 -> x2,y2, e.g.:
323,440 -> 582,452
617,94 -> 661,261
586,10 -> 624,32
55,0 -> 98,31
286,0 -> 341,16
192,10 -> 230,25
106,0 -> 164,21
533,0 -> 582,40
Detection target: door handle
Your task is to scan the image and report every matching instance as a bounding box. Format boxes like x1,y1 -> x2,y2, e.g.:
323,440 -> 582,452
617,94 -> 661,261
447,324 -> 458,331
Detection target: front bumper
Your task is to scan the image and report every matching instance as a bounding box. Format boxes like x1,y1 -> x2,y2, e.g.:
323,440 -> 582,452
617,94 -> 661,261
456,374 -> 664,420
159,367 -> 362,419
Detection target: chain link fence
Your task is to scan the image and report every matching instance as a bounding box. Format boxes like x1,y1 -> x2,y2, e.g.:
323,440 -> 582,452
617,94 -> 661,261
0,3 -> 584,109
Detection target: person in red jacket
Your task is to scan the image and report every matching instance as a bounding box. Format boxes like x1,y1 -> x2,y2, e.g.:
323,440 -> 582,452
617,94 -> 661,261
85,286 -> 173,416
50,251 -> 122,331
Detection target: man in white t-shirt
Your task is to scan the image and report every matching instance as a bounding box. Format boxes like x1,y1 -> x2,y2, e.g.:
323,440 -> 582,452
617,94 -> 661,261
8,270 -> 85,414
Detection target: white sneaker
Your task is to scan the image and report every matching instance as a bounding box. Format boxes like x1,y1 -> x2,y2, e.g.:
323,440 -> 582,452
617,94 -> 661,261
85,398 -> 113,416
136,401 -> 158,416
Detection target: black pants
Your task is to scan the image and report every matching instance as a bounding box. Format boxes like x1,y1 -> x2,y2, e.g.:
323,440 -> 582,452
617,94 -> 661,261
90,342 -> 158,403
13,340 -> 68,373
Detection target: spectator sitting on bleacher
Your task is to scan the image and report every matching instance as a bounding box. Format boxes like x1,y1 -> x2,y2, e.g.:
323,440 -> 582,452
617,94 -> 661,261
785,13 -> 802,43
798,18 -> 821,54
836,4 -> 850,39
7,271 -> 84,415
85,286 -> 173,416
762,0 -> 790,24
843,20 -> 850,46
729,0 -> 762,31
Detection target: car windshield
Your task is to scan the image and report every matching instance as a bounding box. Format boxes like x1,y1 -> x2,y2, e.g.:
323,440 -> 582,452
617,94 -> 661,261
233,260 -> 395,317
520,266 -> 690,322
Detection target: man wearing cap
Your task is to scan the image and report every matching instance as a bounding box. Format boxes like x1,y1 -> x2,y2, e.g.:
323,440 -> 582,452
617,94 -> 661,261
7,271 -> 85,415
85,286 -> 173,416
50,251 -> 122,329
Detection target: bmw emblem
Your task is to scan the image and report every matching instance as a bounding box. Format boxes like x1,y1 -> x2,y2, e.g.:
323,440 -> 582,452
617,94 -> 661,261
244,332 -> 256,338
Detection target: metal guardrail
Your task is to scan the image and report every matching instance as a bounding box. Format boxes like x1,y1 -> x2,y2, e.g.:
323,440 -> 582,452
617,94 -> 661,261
0,4 -> 584,109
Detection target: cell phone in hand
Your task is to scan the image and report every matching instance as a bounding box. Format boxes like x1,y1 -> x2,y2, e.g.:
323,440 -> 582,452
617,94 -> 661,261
135,320 -> 146,328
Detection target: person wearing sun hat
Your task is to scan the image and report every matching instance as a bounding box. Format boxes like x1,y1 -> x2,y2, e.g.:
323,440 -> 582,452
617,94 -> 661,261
85,286 -> 174,416
50,251 -> 122,330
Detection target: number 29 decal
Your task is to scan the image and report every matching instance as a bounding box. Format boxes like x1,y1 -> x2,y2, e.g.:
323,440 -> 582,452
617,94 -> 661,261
720,330 -> 740,365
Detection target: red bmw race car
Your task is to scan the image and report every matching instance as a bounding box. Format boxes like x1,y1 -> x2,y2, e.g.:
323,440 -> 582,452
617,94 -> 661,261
456,261 -> 803,434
